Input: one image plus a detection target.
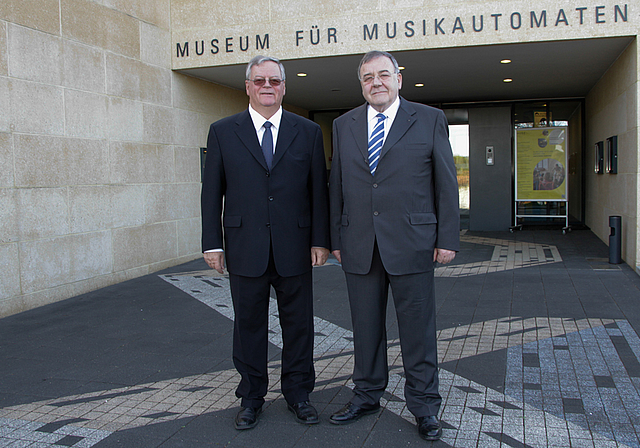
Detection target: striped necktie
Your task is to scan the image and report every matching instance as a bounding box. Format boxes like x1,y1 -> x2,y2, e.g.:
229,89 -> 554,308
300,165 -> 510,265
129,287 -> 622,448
368,113 -> 385,175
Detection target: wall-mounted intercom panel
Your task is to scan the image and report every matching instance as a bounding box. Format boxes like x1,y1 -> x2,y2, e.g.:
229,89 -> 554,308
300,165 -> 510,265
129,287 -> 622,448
485,146 -> 494,166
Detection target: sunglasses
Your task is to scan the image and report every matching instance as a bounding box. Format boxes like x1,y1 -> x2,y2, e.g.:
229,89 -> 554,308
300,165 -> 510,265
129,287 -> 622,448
248,77 -> 284,87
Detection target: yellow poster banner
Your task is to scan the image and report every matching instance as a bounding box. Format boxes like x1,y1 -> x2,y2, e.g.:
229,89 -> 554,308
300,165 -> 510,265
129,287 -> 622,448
515,127 -> 568,201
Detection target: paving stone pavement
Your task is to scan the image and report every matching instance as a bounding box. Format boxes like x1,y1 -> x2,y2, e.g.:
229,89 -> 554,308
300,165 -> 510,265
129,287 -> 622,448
1,229 -> 640,447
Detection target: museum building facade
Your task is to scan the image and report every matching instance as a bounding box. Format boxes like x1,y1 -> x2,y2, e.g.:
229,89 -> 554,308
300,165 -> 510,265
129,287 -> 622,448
0,0 -> 638,315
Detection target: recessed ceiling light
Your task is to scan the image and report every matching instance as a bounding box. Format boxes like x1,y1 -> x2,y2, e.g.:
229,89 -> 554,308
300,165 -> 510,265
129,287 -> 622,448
415,83 -> 424,87
501,59 -> 512,64
503,78 -> 513,83
297,72 -> 307,77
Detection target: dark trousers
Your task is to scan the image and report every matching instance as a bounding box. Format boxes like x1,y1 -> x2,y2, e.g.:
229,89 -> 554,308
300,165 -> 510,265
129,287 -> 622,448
344,242 -> 441,418
228,249 -> 315,408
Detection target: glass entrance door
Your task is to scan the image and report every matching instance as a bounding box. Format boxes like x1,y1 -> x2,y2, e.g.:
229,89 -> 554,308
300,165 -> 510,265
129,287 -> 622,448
449,124 -> 470,230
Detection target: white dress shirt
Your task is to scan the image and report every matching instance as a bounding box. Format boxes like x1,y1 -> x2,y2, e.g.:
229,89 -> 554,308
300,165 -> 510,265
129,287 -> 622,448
249,104 -> 283,153
367,96 -> 400,146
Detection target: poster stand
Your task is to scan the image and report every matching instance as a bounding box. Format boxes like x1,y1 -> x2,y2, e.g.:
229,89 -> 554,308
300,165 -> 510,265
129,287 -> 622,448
510,126 -> 571,234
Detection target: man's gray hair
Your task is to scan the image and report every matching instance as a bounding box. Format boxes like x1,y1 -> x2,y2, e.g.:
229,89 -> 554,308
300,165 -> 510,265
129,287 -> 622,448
357,51 -> 400,80
246,55 -> 286,81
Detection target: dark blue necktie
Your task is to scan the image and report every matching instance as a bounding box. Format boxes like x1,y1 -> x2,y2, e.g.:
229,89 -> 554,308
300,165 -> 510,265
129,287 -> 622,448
261,121 -> 273,170
368,113 -> 385,175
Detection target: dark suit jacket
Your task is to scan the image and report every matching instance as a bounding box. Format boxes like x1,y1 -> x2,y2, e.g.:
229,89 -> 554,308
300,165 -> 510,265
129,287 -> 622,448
329,98 -> 459,275
202,109 -> 330,278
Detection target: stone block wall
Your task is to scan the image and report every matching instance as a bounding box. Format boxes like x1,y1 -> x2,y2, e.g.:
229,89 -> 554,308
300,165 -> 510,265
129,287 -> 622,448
0,0 -> 248,316
585,39 -> 639,269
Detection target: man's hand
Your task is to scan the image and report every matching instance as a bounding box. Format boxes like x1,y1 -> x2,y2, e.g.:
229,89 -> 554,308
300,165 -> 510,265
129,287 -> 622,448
311,247 -> 330,266
433,248 -> 456,264
204,252 -> 225,274
331,250 -> 341,264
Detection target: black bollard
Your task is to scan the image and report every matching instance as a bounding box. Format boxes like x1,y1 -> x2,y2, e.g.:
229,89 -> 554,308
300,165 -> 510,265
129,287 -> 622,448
609,216 -> 622,264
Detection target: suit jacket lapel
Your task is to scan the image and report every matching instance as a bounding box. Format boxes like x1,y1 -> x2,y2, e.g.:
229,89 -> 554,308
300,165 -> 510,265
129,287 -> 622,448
348,104 -> 369,162
234,110 -> 268,170
380,98 -> 416,160
272,111 -> 298,169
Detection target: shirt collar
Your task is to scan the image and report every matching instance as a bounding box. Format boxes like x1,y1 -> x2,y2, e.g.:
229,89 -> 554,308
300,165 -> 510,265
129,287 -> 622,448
248,105 -> 283,132
367,96 -> 400,123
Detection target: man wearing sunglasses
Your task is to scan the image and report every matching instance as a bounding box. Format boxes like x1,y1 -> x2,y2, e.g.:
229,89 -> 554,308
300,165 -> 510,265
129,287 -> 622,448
201,55 -> 330,429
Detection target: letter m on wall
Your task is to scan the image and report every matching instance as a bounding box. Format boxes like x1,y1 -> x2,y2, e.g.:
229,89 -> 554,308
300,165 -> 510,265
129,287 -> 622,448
177,42 -> 189,57
530,11 -> 547,28
364,24 -> 378,40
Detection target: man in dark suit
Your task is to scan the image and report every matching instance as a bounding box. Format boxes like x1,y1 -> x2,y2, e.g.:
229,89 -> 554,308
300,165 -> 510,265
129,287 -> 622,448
201,55 -> 330,430
328,51 -> 459,441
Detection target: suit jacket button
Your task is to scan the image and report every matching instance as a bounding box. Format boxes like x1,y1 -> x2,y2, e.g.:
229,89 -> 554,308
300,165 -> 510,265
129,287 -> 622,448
373,211 -> 379,216
266,223 -> 271,227
266,172 -> 270,177
373,183 -> 378,188
269,196 -> 274,201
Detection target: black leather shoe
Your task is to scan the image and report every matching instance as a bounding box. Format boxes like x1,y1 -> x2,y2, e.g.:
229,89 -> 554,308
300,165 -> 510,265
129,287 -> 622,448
234,406 -> 262,430
417,415 -> 442,441
287,401 -> 319,424
329,402 -> 380,425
